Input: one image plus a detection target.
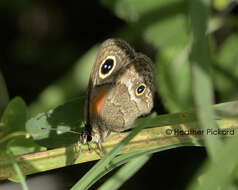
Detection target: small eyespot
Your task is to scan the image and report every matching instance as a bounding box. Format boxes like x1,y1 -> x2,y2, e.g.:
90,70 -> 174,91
99,56 -> 116,79
135,83 -> 146,96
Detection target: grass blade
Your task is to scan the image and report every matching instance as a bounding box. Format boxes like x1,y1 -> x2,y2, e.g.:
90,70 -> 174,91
70,118 -> 151,190
84,143 -> 202,190
98,154 -> 151,190
188,134 -> 238,190
8,152 -> 29,190
0,101 -> 237,180
189,0 -> 222,160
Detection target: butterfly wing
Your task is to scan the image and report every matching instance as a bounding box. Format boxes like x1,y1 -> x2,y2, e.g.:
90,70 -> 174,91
83,39 -> 137,142
100,54 -> 155,132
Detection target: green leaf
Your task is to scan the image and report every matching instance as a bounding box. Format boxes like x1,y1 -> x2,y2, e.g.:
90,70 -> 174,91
7,136 -> 46,156
101,0 -> 170,22
144,15 -> 193,112
73,45 -> 99,91
155,49 -> 193,112
0,97 -> 27,137
144,15 -> 189,49
102,0 -> 188,44
26,98 -> 85,148
213,34 -> 238,101
213,0 -> 230,11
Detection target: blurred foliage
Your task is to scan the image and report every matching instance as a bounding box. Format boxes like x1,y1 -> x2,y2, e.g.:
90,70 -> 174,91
24,0 -> 238,114
0,0 -> 238,190
27,98 -> 85,148
29,46 -> 98,116
0,97 -> 46,154
1,0 -> 237,115
214,34 -> 238,100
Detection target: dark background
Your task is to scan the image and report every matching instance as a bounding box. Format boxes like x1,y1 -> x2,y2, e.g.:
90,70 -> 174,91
0,1 -> 123,103
2,0 -> 237,189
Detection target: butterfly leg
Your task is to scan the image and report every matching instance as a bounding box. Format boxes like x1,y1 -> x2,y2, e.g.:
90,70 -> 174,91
70,141 -> 82,164
96,142 -> 105,157
74,141 -> 82,161
96,143 -> 111,170
77,141 -> 82,155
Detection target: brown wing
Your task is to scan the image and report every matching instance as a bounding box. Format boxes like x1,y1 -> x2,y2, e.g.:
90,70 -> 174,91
84,39 -> 137,132
99,54 -> 155,132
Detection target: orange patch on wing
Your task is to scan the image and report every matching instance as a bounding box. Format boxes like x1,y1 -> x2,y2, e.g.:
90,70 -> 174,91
91,88 -> 108,116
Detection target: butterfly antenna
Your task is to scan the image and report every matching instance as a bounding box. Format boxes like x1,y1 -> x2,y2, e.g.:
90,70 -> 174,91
40,127 -> 82,135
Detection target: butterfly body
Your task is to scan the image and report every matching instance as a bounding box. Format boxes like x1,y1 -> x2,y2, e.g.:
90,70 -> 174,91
80,39 -> 155,145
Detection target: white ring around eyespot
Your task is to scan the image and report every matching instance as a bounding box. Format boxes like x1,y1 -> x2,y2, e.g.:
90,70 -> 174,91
135,83 -> 147,96
99,56 -> 117,79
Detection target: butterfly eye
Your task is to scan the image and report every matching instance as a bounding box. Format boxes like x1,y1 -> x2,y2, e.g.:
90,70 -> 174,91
135,83 -> 146,96
87,135 -> 92,142
99,56 -> 116,79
